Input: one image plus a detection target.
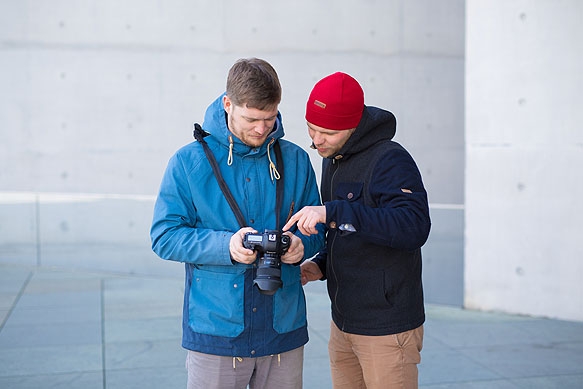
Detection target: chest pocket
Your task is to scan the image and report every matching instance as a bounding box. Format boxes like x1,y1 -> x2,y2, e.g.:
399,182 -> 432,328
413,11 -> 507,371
334,182 -> 364,202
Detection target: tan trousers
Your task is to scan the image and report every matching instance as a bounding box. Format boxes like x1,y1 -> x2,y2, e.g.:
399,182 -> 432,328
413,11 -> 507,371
328,321 -> 423,389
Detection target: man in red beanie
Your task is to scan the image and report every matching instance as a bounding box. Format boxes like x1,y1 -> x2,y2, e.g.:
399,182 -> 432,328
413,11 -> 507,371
283,72 -> 431,389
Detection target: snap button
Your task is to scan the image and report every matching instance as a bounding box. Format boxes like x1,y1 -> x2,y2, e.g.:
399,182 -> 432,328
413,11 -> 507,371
347,192 -> 353,199
329,221 -> 337,229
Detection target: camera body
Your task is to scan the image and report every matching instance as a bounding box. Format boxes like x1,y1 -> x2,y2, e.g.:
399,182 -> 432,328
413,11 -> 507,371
243,230 -> 291,295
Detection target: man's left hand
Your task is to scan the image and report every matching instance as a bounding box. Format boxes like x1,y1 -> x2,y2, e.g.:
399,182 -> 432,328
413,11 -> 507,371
281,232 -> 304,264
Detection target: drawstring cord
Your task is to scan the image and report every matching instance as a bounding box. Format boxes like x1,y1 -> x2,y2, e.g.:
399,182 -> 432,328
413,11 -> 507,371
232,354 -> 281,370
227,135 -> 234,166
233,357 -> 243,369
267,138 -> 280,182
225,136 -> 279,182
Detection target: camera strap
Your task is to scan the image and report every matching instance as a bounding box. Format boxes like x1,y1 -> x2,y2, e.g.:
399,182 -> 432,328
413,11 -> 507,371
193,123 -> 284,229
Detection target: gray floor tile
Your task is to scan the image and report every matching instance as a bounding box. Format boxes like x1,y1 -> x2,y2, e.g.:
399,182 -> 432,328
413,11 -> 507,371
0,267 -> 31,294
105,339 -> 185,370
103,278 -> 183,321
105,366 -> 186,389
0,344 -> 102,376
5,304 -> 101,325
0,296 -> 17,311
305,330 -> 329,360
419,379 -> 519,388
424,320 -> 536,348
519,318 -> 583,343
0,371 -> 104,389
419,349 -> 502,385
104,298 -> 183,320
457,341 -> 583,379
25,274 -> 102,293
511,374 -> 583,388
303,358 -> 332,389
105,317 -> 182,343
0,320 -> 101,348
16,290 -> 101,309
0,310 -> 7,325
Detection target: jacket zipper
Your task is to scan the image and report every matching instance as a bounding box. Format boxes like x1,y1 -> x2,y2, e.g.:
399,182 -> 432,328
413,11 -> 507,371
328,159 -> 343,325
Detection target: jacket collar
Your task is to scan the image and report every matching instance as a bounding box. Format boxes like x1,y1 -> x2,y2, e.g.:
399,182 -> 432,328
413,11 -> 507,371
328,106 -> 397,161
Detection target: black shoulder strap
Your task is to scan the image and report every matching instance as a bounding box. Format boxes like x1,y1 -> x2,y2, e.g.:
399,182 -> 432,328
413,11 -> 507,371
193,123 -> 247,228
193,123 -> 285,230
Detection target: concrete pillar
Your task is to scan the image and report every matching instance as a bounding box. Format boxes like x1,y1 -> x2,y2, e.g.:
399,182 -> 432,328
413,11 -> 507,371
465,0 -> 583,321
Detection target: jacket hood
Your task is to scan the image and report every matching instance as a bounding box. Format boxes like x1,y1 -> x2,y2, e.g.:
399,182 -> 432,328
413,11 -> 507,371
201,93 -> 285,156
331,106 -> 396,160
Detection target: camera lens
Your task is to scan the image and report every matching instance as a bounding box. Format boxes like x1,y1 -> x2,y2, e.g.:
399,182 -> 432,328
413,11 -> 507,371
254,263 -> 283,296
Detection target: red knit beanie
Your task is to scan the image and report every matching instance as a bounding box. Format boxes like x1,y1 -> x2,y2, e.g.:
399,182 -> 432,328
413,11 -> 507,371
305,72 -> 364,130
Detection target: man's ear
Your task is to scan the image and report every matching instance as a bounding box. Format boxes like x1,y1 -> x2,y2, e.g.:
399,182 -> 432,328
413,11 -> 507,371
223,95 -> 232,113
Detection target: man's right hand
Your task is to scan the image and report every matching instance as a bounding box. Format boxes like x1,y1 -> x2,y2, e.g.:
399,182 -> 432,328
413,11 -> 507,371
282,205 -> 326,236
230,227 -> 258,264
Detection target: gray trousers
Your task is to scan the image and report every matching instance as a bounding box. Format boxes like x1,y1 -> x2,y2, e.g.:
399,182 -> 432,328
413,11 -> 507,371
186,346 -> 304,389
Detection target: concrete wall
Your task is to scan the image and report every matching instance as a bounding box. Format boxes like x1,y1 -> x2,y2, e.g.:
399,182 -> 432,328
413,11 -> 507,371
0,2 -> 465,301
465,1 -> 583,321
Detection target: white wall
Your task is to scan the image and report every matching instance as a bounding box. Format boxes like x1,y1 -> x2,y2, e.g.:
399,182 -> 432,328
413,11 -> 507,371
465,0 -> 583,321
0,2 -> 465,300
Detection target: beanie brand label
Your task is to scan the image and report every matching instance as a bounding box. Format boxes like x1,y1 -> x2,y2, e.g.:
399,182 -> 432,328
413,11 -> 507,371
314,100 -> 327,109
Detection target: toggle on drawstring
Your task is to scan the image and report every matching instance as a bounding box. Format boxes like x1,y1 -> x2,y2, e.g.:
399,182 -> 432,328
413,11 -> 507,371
267,138 -> 281,182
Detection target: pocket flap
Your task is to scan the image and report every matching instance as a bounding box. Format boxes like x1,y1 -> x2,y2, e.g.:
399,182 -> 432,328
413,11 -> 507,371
334,182 -> 363,201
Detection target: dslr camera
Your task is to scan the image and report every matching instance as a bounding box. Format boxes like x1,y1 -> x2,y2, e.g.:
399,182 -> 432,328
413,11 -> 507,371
243,229 -> 291,295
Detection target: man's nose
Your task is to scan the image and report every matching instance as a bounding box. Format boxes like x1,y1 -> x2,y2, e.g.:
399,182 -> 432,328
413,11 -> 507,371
312,133 -> 323,144
256,121 -> 271,134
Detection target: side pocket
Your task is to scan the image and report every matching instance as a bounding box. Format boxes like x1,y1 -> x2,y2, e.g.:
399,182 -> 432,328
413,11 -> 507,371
394,326 -> 424,364
273,264 -> 307,333
188,266 -> 245,337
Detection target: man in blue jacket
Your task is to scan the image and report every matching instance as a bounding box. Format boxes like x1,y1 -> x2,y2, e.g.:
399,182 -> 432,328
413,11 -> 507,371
151,58 -> 324,389
284,72 -> 431,389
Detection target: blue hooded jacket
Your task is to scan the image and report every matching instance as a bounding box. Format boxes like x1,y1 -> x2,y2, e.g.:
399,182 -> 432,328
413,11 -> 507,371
150,94 -> 324,357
